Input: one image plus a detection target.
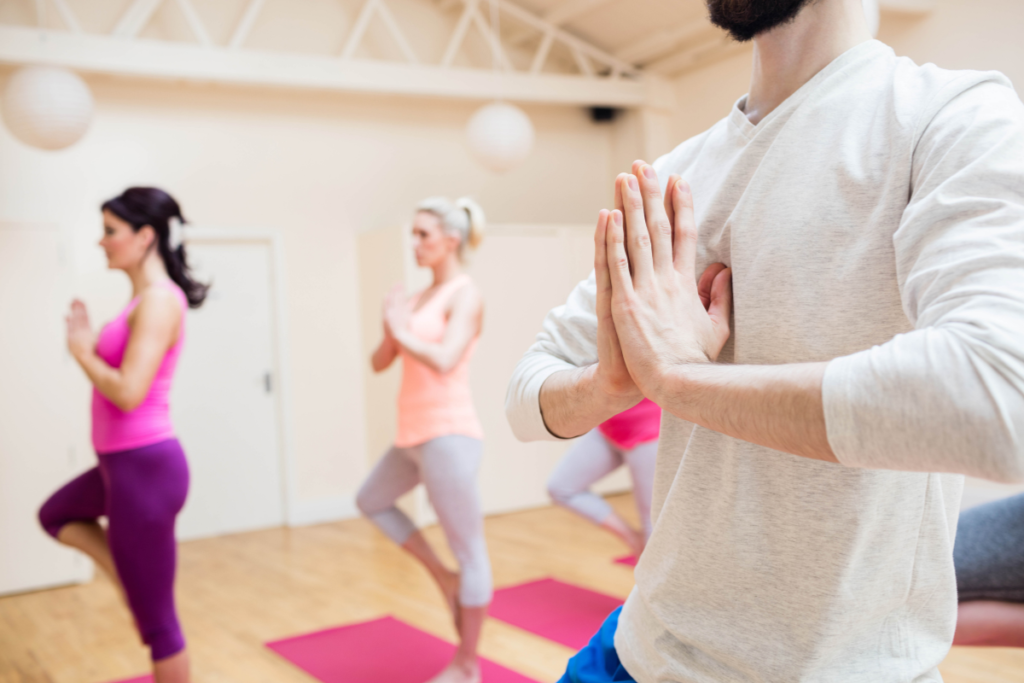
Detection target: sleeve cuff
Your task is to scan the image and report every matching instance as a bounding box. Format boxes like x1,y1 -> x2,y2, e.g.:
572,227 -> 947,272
822,352 -> 868,468
505,352 -> 576,443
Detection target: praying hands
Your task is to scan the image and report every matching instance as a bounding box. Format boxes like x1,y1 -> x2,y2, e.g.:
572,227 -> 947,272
595,160 -> 733,406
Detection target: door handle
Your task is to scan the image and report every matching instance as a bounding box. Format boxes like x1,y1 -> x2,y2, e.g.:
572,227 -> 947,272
264,372 -> 273,394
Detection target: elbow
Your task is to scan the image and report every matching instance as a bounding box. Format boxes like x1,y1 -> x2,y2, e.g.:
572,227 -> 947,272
972,412 -> 1024,483
114,392 -> 145,412
987,460 -> 1024,485
507,414 -> 528,443
505,392 -> 535,444
504,393 -> 523,442
110,380 -> 149,412
428,354 -> 459,375
988,442 -> 1024,484
434,361 -> 457,375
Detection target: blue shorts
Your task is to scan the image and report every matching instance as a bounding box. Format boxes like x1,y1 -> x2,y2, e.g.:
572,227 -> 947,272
558,607 -> 636,683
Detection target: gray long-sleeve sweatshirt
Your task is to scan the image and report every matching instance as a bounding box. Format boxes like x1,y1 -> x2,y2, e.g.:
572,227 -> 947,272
506,40 -> 1024,682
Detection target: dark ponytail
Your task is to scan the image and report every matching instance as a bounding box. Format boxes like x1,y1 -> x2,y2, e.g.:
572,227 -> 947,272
102,187 -> 209,308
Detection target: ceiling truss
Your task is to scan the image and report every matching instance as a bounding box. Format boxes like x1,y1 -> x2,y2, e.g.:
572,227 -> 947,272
0,0 -> 645,106
0,0 -> 938,103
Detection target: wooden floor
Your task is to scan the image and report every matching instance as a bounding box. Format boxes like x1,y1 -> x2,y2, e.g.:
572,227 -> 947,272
2,494 -> 1023,683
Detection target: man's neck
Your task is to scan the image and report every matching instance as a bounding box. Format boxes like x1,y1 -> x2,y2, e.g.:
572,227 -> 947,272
745,0 -> 873,126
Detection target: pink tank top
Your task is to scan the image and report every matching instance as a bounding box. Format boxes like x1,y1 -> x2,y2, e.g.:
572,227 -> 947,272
91,281 -> 188,454
395,274 -> 483,448
598,398 -> 661,450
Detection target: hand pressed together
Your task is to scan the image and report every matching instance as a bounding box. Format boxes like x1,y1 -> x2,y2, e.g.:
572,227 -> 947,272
383,283 -> 411,340
595,161 -> 733,403
65,299 -> 96,361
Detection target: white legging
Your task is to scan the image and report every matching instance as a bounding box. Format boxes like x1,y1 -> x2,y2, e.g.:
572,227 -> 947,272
547,429 -> 657,539
356,435 -> 493,607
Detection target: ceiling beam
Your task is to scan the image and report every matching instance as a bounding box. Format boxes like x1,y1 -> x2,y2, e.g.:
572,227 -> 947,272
504,0 -> 617,50
375,0 -> 419,64
496,0 -> 637,76
543,0 -> 617,27
341,0 -> 381,59
471,6 -> 512,70
441,0 -> 477,67
173,0 -> 212,46
0,24 -> 646,106
229,0 -> 265,49
615,21 -> 715,65
648,35 -> 746,76
113,0 -> 164,38
51,0 -> 82,34
529,29 -> 554,74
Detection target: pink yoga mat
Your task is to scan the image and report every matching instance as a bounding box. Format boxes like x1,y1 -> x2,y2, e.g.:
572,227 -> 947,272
267,616 -> 539,683
488,578 -> 623,650
614,555 -> 638,567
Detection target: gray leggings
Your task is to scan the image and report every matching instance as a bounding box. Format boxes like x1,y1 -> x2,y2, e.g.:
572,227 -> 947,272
356,435 -> 492,607
955,493 -> 1024,603
546,429 -> 657,539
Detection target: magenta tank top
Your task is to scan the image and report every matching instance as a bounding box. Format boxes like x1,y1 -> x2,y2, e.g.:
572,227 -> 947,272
598,398 -> 662,450
91,281 -> 188,454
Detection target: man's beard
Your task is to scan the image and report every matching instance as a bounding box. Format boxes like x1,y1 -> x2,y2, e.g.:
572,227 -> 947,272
706,0 -> 817,42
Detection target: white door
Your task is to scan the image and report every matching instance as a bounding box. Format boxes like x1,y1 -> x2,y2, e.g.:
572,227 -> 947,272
172,238 -> 285,540
0,226 -> 89,595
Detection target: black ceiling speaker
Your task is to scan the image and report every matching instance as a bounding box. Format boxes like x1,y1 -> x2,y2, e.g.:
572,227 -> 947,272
589,106 -> 620,123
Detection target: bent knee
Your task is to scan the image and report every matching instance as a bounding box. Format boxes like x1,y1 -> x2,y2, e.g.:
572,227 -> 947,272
38,501 -> 69,539
546,478 -> 578,506
355,488 -> 384,517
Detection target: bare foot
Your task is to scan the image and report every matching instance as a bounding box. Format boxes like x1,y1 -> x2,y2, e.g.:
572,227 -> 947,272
426,659 -> 481,683
600,513 -> 645,558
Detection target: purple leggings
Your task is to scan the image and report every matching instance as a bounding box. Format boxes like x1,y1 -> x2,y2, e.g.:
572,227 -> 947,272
38,438 -> 190,661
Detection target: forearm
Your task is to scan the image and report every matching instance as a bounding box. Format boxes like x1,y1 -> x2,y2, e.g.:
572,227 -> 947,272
392,331 -> 456,374
75,352 -> 137,411
654,361 -> 837,462
539,364 -> 640,439
371,338 -> 399,372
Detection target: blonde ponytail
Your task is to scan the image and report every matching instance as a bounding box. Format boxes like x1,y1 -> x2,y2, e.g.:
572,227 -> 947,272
416,196 -> 486,258
455,197 -> 486,250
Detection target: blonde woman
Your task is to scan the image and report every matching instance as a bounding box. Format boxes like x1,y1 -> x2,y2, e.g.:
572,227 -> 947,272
357,197 -> 489,683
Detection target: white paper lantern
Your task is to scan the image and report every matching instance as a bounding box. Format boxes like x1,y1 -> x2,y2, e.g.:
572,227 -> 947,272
863,0 -> 880,37
466,101 -> 534,173
2,66 -> 94,151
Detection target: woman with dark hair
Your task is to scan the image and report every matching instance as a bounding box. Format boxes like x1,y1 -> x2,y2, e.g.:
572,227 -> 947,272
38,187 -> 207,683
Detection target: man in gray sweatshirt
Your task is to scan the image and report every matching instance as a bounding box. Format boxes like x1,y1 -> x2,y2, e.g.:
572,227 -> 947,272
505,0 -> 1024,681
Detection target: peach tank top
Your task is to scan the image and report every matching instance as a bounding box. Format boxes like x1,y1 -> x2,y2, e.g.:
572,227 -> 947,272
395,274 -> 483,448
